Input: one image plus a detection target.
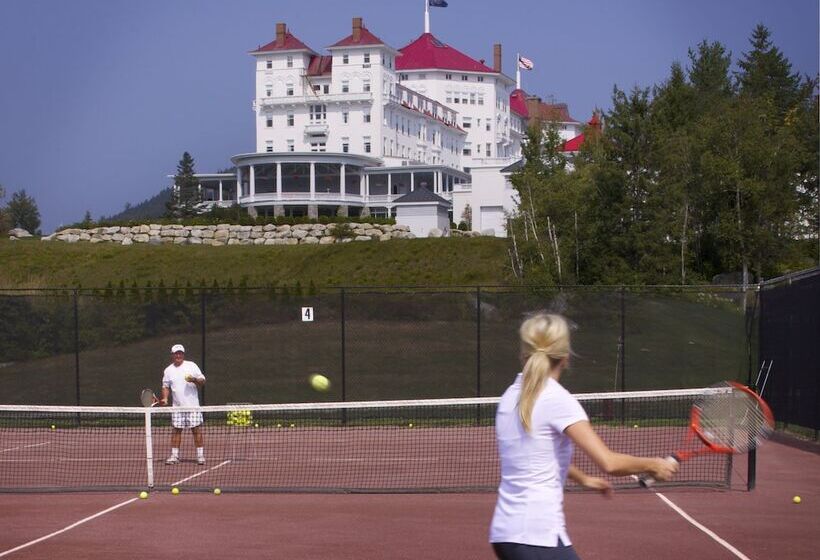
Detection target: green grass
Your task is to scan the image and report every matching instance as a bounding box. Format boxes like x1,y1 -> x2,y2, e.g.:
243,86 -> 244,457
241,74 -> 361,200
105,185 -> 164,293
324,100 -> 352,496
0,236 -> 511,289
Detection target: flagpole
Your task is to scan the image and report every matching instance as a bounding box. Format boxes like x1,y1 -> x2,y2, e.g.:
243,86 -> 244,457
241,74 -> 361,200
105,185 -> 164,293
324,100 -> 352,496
424,0 -> 430,33
516,52 -> 521,89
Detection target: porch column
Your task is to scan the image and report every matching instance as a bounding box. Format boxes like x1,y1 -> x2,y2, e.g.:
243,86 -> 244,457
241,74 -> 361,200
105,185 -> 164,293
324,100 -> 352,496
309,162 -> 316,200
276,162 -> 282,198
236,167 -> 243,200
340,164 -> 346,199
249,165 -> 256,199
218,180 -> 223,202
410,172 -> 415,191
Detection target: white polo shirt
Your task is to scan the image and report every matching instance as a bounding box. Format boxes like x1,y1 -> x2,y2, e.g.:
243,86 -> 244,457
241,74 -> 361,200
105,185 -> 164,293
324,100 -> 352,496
489,374 -> 588,547
162,361 -> 205,407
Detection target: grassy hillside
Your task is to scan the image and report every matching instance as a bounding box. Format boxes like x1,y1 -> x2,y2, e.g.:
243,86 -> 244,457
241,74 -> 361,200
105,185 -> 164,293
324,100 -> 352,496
0,236 -> 512,288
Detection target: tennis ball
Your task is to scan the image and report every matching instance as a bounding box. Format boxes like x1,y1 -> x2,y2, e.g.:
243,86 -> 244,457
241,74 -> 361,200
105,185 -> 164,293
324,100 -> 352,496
276,423 -> 282,428
254,423 -> 259,428
793,495 -> 801,504
50,425 -> 56,430
139,491 -> 148,499
290,423 -> 295,428
633,424 -> 639,428
309,374 -> 331,392
408,423 -> 414,428
171,487 -> 180,495
213,488 -> 222,496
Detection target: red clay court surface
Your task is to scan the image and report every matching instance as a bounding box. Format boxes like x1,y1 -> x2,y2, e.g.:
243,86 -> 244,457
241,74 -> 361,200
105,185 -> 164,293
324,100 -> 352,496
1,440 -> 818,559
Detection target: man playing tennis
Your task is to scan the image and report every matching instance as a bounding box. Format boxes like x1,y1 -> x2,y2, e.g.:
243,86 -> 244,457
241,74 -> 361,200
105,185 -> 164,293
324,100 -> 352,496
161,344 -> 207,465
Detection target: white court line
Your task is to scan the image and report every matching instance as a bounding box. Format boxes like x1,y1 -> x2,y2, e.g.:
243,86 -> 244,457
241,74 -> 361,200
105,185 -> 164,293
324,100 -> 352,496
653,491 -> 753,560
0,442 -> 50,453
0,497 -> 139,558
0,460 -> 232,558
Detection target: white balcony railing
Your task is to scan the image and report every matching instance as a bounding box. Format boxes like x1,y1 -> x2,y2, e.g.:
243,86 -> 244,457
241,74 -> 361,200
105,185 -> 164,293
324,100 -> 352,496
304,122 -> 329,136
258,91 -> 373,108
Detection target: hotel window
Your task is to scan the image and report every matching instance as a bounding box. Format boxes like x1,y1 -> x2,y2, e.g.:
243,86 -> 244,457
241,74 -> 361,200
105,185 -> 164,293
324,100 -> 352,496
461,94 -> 468,104
287,140 -> 294,152
266,85 -> 272,97
309,104 -> 327,122
342,53 -> 349,64
342,138 -> 349,153
286,82 -> 294,96
266,116 -> 273,128
313,85 -> 320,93
462,117 -> 471,129
286,55 -> 293,68
342,111 -> 349,124
486,121 -> 491,131
470,93 -> 476,105
463,143 -> 472,156
287,113 -> 294,126
417,73 -> 426,79
399,73 -> 408,81
265,59 -> 272,69
477,76 -> 484,82
363,137 -> 371,153
363,111 -> 371,123
363,79 -> 371,93
445,92 -> 452,103
265,141 -> 273,153
363,52 -> 370,64
478,95 -> 484,106
461,75 -> 468,81
310,142 -> 326,152
323,84 -> 329,94
342,80 -> 349,93
486,143 -> 491,157
453,96 -> 459,104
445,73 -> 452,80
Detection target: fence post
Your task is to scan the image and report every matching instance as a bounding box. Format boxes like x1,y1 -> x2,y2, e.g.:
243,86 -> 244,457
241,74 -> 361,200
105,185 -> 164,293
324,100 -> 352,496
340,287 -> 346,403
476,286 -> 481,398
74,289 -> 80,407
200,289 -> 206,405
619,286 -> 626,393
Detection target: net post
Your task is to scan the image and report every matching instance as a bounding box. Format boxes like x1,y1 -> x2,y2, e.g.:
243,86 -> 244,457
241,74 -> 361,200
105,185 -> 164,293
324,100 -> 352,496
475,286 -> 482,426
340,287 -> 347,426
144,409 -> 155,488
747,449 -> 756,491
200,289 -> 207,405
618,286 -> 626,424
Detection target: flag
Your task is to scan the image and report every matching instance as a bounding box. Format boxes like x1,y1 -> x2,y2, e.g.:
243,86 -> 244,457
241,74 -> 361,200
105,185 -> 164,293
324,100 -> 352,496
518,55 -> 534,70
428,0 -> 448,7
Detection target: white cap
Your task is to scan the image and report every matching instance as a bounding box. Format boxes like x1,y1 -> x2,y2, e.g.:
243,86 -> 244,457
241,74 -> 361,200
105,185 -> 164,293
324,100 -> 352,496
171,344 -> 185,353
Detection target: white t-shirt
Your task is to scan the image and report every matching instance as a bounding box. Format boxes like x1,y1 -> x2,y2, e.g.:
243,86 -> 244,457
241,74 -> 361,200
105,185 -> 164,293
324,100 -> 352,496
162,360 -> 205,407
489,374 -> 588,547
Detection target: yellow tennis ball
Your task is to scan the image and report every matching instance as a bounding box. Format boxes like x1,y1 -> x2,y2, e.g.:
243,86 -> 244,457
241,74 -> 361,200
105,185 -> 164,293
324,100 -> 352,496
408,423 -> 414,428
51,425 -> 56,430
139,491 -> 148,499
290,423 -> 295,428
213,488 -> 222,496
310,374 -> 330,392
793,495 -> 801,504
254,423 -> 259,428
633,424 -> 639,428
171,487 -> 180,495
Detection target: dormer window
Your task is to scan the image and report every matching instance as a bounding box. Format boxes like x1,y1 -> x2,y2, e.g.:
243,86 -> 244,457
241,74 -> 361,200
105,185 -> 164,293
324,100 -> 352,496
286,82 -> 294,96
363,52 -> 370,64
286,55 -> 293,68
342,53 -> 349,64
266,59 -> 272,69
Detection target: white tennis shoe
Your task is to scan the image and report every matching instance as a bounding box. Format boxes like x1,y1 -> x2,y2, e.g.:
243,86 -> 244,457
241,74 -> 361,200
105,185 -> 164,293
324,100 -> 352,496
197,457 -> 206,465
165,456 -> 180,465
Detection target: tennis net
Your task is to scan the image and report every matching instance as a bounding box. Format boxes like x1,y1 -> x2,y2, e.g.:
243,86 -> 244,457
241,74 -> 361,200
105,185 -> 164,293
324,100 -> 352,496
0,388 -> 734,492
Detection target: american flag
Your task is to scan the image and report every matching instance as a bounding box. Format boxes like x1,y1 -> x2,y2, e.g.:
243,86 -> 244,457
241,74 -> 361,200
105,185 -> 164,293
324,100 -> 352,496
518,55 -> 534,70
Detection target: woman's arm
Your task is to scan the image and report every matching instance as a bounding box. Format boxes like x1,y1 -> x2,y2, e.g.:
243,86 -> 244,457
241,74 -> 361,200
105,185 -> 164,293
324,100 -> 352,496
565,420 -> 677,480
568,465 -> 612,495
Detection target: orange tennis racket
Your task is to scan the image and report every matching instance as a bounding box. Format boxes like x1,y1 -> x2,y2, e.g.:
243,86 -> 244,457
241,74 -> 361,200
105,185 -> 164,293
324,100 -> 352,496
640,381 -> 774,487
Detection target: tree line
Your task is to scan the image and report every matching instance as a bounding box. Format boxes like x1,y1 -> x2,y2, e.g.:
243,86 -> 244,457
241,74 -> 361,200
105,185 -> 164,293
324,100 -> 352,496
508,25 -> 818,285
0,185 -> 41,235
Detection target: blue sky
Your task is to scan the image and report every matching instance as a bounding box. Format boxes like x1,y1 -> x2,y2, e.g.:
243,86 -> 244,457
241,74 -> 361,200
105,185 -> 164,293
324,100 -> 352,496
0,0 -> 817,233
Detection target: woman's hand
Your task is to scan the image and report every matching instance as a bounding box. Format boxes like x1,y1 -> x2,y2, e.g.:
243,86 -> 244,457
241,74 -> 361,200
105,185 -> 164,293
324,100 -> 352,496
646,457 -> 678,481
580,475 -> 613,497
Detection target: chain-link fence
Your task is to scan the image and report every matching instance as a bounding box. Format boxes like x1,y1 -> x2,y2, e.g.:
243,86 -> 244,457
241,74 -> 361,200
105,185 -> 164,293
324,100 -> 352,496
0,285 -> 755,406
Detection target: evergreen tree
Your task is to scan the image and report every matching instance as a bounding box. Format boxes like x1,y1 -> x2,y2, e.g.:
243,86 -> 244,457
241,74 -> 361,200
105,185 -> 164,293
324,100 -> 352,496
167,152 -> 200,218
7,189 -> 41,234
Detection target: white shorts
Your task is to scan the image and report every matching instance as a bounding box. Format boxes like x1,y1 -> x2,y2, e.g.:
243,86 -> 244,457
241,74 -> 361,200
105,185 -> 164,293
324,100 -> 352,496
171,411 -> 204,429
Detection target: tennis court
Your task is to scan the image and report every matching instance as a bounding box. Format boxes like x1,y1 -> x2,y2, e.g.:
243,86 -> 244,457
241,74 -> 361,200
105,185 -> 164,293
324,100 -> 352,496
0,442 -> 817,559
1,392 -> 818,559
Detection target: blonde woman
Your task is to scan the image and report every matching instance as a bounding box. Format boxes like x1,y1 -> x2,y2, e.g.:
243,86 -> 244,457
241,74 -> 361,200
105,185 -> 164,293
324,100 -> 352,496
489,313 -> 677,560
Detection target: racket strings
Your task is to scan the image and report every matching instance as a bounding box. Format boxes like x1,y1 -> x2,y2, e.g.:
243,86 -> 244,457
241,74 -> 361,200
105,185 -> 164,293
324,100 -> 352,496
696,391 -> 773,453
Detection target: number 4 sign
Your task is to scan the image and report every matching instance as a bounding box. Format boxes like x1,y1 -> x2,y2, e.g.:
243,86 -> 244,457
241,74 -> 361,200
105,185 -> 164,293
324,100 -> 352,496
301,307 -> 314,322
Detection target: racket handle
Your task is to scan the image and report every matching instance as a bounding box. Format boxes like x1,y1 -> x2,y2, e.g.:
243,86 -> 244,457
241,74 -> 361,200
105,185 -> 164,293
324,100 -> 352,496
638,455 -> 679,488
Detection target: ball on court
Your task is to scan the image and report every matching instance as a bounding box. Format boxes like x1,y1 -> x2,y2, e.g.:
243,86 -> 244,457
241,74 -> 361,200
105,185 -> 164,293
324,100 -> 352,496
793,495 -> 801,504
633,424 -> 639,428
213,488 -> 221,496
139,491 -> 148,499
254,423 -> 259,428
309,374 -> 331,392
51,425 -> 56,430
408,423 -> 414,428
171,487 -> 180,495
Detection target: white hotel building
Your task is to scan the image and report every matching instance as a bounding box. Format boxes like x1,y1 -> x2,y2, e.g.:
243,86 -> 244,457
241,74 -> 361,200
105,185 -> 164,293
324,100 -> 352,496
190,16 -> 586,236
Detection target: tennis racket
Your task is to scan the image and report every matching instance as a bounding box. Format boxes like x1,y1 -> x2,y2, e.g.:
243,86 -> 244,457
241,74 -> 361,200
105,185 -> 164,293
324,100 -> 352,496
140,388 -> 160,407
639,381 -> 774,488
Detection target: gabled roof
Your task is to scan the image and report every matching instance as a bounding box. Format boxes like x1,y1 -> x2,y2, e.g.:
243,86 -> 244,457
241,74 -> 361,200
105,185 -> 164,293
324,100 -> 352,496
306,55 -> 333,76
534,102 -> 578,123
397,33 -> 496,73
510,89 -> 529,118
561,133 -> 585,152
393,186 -> 450,205
254,31 -> 314,54
329,26 -> 387,48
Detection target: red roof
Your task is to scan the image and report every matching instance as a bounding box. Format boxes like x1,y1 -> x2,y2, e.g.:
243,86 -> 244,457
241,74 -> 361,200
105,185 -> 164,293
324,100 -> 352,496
510,89 -> 529,117
329,26 -> 387,48
307,55 -> 333,76
561,133 -> 585,152
397,33 -> 496,73
255,31 -> 313,53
